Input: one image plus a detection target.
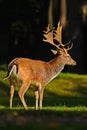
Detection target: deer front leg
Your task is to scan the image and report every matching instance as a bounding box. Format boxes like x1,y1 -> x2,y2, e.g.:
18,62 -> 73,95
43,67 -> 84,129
35,91 -> 39,110
10,85 -> 14,109
18,83 -> 29,110
39,88 -> 44,110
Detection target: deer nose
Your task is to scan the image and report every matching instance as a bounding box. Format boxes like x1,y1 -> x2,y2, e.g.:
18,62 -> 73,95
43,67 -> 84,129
73,60 -> 77,66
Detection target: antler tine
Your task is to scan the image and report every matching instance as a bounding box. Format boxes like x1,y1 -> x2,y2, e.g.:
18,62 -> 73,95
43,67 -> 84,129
43,24 -> 51,34
43,24 -> 58,48
66,42 -> 73,51
65,41 -> 71,46
54,21 -> 64,47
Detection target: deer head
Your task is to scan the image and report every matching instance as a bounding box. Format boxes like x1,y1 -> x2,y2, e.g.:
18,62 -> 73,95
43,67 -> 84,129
43,22 -> 76,66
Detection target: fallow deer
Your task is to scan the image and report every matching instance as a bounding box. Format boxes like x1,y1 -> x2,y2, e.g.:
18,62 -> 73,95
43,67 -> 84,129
5,22 -> 76,110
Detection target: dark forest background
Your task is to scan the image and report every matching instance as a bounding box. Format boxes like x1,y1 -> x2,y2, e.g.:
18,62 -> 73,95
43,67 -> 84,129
0,0 -> 87,74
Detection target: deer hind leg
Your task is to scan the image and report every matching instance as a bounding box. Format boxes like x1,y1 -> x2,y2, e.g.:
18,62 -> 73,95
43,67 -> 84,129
10,84 -> 15,109
18,82 -> 30,110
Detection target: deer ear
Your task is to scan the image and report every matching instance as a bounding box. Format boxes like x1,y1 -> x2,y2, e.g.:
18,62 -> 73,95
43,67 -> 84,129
51,48 -> 62,55
50,49 -> 57,55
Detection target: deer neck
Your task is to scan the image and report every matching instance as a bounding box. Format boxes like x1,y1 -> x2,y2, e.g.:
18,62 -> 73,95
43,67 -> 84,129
48,55 -> 65,77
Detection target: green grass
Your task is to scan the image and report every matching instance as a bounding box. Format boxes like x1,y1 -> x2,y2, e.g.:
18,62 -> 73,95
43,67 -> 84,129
0,64 -> 87,129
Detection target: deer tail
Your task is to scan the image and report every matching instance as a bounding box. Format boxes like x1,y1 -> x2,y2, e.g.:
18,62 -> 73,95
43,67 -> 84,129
3,64 -> 18,81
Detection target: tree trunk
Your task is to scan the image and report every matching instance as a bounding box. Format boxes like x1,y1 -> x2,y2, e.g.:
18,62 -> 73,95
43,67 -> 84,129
60,0 -> 67,28
48,0 -> 53,25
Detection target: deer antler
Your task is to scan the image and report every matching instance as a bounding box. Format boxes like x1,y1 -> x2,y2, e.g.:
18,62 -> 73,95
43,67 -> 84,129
43,21 -> 73,54
54,22 -> 73,51
54,21 -> 63,46
43,21 -> 64,49
43,24 -> 58,48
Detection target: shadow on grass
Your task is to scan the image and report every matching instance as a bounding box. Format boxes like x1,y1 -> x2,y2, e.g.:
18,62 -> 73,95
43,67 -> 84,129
0,81 -> 9,107
43,91 -> 87,108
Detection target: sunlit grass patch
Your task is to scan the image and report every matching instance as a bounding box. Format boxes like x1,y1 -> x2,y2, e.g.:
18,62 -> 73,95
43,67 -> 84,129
43,105 -> 87,112
45,73 -> 87,98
